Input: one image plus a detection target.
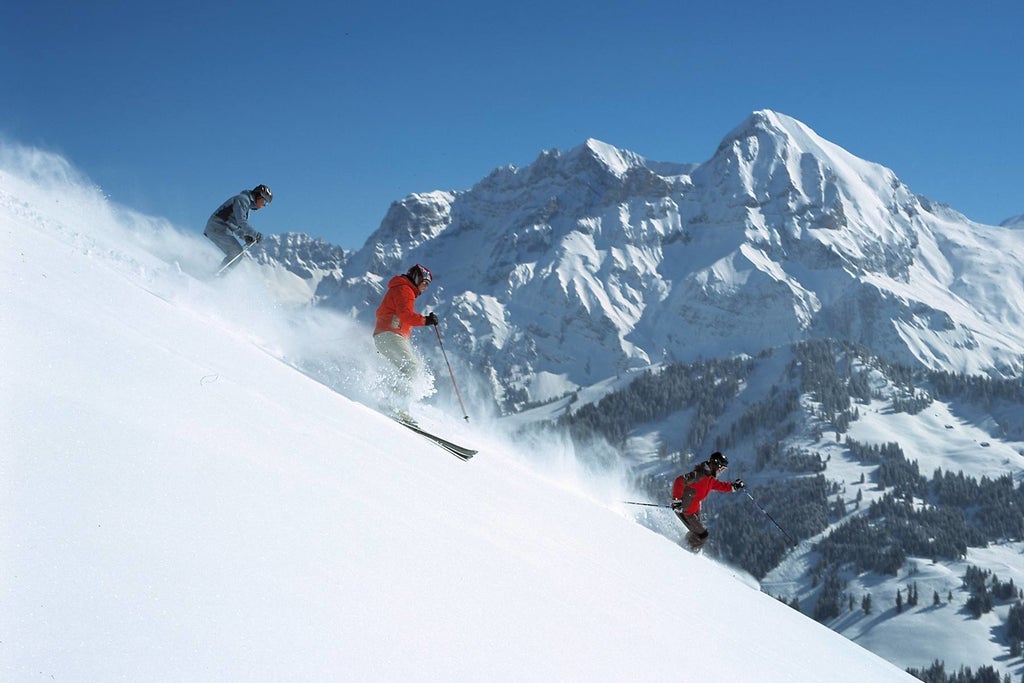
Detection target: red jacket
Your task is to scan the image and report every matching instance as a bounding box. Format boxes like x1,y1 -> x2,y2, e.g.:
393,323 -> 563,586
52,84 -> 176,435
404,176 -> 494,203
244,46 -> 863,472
672,463 -> 733,515
374,275 -> 427,338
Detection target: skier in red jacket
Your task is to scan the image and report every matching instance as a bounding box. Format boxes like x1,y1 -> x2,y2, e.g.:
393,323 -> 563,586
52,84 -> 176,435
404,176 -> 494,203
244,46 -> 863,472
671,451 -> 744,552
373,264 -> 438,422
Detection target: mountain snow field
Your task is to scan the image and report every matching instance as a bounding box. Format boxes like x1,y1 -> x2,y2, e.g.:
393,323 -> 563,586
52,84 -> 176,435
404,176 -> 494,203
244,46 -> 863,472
0,149 -> 919,680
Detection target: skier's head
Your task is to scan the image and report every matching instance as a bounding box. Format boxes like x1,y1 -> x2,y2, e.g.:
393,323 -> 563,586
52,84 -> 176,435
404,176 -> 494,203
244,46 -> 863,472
406,264 -> 433,288
707,451 -> 728,475
251,184 -> 273,208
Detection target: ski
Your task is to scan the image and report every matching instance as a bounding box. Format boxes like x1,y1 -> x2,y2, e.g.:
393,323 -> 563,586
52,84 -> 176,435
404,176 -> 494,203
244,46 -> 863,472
392,419 -> 477,461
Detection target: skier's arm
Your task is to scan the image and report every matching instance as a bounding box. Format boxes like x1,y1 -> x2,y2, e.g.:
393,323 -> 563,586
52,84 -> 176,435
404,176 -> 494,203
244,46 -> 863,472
671,475 -> 686,500
394,286 -> 428,329
671,475 -> 697,512
711,477 -> 734,493
228,194 -> 258,240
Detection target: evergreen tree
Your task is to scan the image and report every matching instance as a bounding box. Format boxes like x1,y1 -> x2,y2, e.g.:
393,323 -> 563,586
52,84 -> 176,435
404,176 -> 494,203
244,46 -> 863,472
814,571 -> 843,622
1008,602 -> 1024,642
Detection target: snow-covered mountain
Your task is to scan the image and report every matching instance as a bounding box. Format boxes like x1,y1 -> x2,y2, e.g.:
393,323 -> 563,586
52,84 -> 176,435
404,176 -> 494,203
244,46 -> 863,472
270,111 -> 1024,411
1,143 -> 918,682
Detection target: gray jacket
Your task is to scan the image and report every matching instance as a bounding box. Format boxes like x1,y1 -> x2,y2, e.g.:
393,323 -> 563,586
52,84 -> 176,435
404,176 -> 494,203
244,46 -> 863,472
209,190 -> 259,240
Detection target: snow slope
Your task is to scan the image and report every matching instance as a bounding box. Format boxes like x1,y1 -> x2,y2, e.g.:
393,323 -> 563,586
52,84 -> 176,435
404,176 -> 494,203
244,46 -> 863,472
0,147 -> 916,680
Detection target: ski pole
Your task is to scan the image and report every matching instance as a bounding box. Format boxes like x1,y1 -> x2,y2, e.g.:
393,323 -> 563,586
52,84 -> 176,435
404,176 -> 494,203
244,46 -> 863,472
215,240 -> 257,277
434,324 -> 469,422
743,490 -> 795,545
622,501 -> 673,509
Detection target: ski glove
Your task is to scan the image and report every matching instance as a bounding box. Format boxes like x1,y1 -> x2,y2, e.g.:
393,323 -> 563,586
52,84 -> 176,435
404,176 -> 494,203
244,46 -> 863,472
732,479 -> 745,491
670,499 -> 685,512
425,312 -> 439,326
245,232 -> 263,245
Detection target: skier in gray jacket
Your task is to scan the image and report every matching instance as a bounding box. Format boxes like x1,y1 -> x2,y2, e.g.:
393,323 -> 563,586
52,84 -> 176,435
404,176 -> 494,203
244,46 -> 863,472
204,184 -> 272,272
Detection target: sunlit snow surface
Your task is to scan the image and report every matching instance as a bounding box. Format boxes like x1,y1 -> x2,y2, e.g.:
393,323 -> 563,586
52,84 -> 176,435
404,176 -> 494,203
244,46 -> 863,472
0,145 -> 915,680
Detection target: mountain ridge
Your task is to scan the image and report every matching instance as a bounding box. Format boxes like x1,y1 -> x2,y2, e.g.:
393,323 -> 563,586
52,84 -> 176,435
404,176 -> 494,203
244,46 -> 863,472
262,110 -> 1024,410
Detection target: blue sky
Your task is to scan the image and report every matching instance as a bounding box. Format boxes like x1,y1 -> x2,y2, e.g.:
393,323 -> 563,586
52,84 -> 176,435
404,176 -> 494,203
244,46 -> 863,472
3,0 -> 1022,249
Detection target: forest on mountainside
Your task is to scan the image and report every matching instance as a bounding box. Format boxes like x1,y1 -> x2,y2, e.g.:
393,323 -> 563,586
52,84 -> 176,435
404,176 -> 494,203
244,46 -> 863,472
559,338 -> 1024,613
558,340 -> 1024,679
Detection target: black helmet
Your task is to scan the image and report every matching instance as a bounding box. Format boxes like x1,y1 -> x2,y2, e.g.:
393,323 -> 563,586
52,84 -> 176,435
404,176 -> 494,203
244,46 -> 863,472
708,452 -> 729,472
252,184 -> 273,204
406,263 -> 433,287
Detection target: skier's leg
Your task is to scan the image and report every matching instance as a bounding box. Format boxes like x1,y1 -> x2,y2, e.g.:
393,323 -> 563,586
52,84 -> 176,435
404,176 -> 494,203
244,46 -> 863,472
678,513 -> 709,551
204,219 -> 243,268
374,332 -> 422,415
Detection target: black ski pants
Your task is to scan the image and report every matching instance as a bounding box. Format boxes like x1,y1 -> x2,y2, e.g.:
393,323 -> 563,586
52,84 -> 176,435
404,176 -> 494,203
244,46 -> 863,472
675,511 -> 710,551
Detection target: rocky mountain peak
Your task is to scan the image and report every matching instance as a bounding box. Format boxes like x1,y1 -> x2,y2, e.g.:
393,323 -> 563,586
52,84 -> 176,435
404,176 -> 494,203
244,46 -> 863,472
263,112 -> 1024,409
1001,213 -> 1024,228
356,190 -> 457,273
